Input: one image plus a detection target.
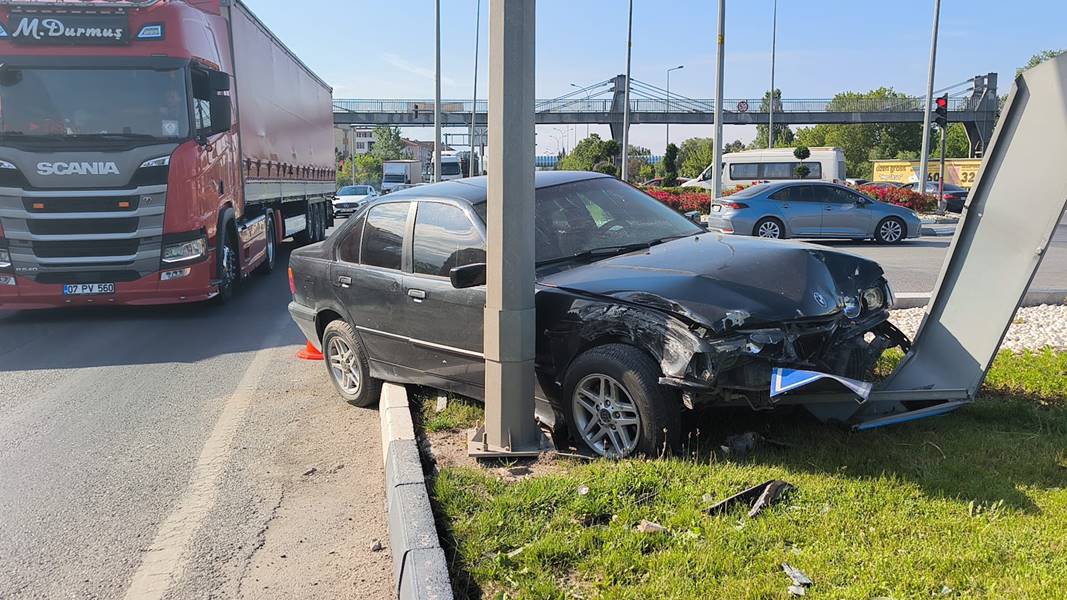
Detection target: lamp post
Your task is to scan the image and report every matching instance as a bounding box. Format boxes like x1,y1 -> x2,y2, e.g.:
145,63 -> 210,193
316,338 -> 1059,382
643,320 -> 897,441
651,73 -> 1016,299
433,0 -> 442,183
711,0 -> 725,199
469,0 -> 481,177
917,0 -> 942,210
767,0 -> 777,148
665,64 -> 684,151
570,82 -> 591,138
620,0 -> 633,182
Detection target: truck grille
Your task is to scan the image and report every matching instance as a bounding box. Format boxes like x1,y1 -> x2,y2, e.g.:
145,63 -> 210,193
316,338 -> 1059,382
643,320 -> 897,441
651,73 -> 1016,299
32,239 -> 141,259
27,217 -> 140,236
22,195 -> 141,213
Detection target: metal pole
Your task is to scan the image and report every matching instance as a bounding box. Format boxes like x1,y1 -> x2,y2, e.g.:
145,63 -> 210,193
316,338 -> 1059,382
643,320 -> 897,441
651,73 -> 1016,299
621,0 -> 633,181
469,0 -> 481,177
665,65 -> 683,151
711,0 -> 725,199
938,124 -> 947,208
917,0 -> 941,206
767,0 -> 777,148
434,0 -> 442,183
473,0 -> 540,457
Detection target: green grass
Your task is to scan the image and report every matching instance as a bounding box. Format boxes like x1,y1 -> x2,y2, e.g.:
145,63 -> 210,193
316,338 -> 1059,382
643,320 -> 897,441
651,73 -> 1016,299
417,390 -> 485,433
428,351 -> 1067,599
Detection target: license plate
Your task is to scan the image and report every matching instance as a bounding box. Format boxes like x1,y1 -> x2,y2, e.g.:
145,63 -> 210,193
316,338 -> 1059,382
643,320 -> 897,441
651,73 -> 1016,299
712,204 -> 722,212
63,283 -> 115,296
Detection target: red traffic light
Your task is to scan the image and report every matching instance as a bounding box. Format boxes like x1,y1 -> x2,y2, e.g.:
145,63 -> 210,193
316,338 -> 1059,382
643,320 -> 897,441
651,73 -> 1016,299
935,96 -> 948,109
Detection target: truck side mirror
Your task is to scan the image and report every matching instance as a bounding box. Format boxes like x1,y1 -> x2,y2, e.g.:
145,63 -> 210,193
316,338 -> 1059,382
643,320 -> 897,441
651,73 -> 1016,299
209,71 -> 232,135
449,262 -> 486,289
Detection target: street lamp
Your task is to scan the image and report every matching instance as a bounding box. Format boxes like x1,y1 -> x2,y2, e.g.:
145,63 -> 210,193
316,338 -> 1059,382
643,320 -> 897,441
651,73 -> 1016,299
570,83 -> 591,138
621,0 -> 633,182
665,65 -> 684,151
767,0 -> 777,148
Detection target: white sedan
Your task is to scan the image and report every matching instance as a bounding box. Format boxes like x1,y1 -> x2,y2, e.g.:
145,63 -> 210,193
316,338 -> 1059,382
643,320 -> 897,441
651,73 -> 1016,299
333,185 -> 378,217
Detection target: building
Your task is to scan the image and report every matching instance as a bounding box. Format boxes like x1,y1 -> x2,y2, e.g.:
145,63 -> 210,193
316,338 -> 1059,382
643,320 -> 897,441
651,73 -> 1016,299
335,126 -> 375,159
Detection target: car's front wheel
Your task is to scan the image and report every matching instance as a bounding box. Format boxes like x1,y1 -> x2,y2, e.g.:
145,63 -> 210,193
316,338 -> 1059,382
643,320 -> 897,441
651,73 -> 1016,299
322,320 -> 381,408
563,344 -> 680,458
875,217 -> 906,244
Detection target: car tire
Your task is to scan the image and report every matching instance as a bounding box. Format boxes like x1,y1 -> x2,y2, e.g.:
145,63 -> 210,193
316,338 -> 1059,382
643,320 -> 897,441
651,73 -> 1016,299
875,217 -> 906,244
322,320 -> 381,408
253,212 -> 276,275
294,204 -> 314,245
563,344 -> 680,458
214,220 -> 240,304
753,217 -> 786,239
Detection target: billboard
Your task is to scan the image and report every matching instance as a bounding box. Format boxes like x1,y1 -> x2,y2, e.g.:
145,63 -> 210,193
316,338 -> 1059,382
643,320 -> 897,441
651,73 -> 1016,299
871,159 -> 982,188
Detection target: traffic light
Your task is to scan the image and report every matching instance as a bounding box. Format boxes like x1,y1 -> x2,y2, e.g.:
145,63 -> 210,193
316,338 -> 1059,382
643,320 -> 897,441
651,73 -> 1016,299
934,94 -> 948,128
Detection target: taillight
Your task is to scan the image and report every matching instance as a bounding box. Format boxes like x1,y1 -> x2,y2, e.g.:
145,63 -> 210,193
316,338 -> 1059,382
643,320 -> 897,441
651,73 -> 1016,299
725,202 -> 749,209
943,193 -> 956,200
288,267 -> 297,295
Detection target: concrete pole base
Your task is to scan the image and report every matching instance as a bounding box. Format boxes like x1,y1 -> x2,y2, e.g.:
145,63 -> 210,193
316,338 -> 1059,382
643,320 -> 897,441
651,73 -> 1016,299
466,425 -> 552,459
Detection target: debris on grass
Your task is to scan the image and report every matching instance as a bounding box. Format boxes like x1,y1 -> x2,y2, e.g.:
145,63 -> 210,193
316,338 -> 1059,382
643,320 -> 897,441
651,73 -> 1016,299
635,520 -> 668,534
578,485 -> 590,496
782,563 -> 813,596
707,479 -> 795,518
721,432 -> 762,459
435,394 -> 448,413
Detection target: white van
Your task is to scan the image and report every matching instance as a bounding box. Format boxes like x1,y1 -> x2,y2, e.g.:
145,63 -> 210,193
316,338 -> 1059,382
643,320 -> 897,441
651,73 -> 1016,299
682,147 -> 846,191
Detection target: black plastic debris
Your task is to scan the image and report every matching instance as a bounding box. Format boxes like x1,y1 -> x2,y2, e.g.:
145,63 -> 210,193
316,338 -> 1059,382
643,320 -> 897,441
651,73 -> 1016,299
706,479 -> 795,518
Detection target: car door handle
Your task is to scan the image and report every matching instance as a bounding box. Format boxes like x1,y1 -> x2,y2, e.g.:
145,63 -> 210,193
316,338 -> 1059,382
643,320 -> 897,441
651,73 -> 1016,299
407,288 -> 427,301
335,275 -> 352,288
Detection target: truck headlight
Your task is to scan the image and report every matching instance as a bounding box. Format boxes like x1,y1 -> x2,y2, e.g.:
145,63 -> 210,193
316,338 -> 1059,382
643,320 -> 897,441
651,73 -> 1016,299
139,155 -> 171,169
162,237 -> 207,263
862,286 -> 885,310
0,248 -> 10,269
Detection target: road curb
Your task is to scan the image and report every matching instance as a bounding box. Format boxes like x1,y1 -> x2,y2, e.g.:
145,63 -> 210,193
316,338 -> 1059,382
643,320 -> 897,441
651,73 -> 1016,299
379,383 -> 454,600
920,225 -> 956,236
894,289 -> 1067,310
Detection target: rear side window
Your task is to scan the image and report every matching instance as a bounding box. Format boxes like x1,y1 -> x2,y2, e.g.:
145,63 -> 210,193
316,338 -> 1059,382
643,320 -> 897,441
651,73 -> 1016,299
361,202 -> 410,270
412,202 -> 485,277
337,213 -> 366,263
729,163 -> 759,180
760,162 -> 823,180
769,185 -> 813,203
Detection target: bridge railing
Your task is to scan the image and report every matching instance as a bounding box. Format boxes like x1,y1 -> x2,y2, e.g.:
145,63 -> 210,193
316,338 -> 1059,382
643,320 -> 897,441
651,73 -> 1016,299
333,96 -> 978,114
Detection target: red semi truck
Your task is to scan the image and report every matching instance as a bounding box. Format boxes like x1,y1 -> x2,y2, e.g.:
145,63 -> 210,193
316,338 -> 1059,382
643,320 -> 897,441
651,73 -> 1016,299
0,0 -> 335,309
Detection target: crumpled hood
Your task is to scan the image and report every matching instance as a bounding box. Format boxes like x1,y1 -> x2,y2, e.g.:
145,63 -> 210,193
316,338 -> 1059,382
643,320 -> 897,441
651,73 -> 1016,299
539,232 -> 886,331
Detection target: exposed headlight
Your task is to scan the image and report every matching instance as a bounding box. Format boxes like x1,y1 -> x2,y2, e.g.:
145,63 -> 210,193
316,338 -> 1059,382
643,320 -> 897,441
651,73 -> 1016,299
862,286 -> 885,310
162,237 -> 207,263
139,155 -> 171,169
0,160 -> 16,170
842,296 -> 862,318
0,248 -> 10,268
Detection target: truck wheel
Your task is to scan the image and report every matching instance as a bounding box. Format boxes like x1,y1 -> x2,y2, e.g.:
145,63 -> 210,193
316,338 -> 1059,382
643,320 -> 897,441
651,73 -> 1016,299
254,213 -> 276,275
215,223 -> 240,303
563,344 -> 680,458
294,205 -> 313,245
322,320 -> 381,408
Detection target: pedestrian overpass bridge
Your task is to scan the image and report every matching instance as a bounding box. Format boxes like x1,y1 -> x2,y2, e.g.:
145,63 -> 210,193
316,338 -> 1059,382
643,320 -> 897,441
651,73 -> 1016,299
334,73 -> 999,157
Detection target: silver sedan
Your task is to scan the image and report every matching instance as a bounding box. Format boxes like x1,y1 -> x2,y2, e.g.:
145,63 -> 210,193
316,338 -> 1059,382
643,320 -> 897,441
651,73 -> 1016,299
705,181 -> 922,243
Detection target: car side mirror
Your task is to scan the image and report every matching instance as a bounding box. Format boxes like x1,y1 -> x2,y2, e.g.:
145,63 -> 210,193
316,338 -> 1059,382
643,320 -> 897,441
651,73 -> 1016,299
450,262 -> 486,289
683,210 -> 703,224
208,71 -> 232,135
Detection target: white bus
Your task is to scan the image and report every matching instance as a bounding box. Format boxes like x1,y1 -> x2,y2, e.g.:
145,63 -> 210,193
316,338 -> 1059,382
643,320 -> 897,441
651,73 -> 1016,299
682,147 -> 847,191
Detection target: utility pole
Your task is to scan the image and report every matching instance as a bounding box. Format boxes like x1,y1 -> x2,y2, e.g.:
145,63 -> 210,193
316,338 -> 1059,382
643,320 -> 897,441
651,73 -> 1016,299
938,123 -> 947,208
666,65 -> 683,151
620,0 -> 633,181
571,82 -> 591,138
469,0 -> 481,177
767,0 -> 777,148
433,0 -> 442,183
711,0 -> 726,199
917,0 -> 941,201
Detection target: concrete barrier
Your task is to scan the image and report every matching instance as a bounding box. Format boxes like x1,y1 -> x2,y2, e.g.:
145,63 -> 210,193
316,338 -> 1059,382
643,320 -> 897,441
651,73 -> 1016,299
894,289 -> 1067,310
379,383 -> 454,600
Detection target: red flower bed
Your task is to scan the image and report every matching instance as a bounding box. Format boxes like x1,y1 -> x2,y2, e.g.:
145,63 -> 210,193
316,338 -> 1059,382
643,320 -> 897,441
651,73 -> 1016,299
644,188 -> 710,213
857,184 -> 936,212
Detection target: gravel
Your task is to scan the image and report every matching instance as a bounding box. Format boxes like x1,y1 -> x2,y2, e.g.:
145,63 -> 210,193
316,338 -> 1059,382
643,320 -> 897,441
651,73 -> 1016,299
889,304 -> 1067,352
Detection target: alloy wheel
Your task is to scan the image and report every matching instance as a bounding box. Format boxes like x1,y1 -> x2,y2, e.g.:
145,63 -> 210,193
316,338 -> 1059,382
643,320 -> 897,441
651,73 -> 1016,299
572,374 -> 641,458
757,220 -> 782,239
879,219 -> 903,243
327,337 -> 361,395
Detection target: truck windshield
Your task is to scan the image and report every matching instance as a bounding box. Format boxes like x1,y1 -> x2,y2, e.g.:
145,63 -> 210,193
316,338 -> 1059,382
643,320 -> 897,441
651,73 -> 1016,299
0,67 -> 190,145
440,162 -> 462,176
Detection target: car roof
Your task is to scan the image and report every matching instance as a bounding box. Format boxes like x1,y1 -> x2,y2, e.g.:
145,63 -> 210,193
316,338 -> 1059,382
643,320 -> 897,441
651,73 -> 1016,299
380,170 -> 612,205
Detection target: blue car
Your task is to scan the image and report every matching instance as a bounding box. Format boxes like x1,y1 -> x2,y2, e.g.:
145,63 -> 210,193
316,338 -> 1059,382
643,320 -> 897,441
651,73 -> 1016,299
705,181 -> 922,243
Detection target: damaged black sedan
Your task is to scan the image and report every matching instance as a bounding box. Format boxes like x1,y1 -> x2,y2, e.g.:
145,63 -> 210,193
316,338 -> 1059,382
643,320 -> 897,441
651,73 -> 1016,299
288,172 -> 909,458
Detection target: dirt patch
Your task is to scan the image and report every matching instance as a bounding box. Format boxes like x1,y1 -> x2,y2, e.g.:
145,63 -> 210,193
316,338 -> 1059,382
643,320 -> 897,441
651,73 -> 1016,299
423,428 -> 575,481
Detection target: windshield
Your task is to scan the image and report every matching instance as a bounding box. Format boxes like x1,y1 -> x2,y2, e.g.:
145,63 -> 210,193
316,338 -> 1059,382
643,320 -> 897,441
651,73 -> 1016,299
441,162 -> 462,176
0,67 -> 190,144
475,177 -> 703,265
339,186 -> 370,195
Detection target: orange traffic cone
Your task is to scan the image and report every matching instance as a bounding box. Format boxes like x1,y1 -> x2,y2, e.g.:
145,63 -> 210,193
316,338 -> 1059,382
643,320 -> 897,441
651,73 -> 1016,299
297,339 -> 324,361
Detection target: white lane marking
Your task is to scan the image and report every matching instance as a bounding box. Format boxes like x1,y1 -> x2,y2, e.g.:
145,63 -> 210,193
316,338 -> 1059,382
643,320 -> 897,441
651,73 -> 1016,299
122,329 -> 286,600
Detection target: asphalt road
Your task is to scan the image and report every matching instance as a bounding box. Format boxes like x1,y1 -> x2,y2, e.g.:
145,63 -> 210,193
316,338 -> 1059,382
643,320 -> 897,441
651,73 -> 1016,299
0,244 -> 391,599
810,217 -> 1067,293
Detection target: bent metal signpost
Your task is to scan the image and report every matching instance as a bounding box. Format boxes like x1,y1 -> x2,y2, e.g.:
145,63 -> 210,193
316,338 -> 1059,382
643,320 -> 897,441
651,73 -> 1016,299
2,13 -> 130,45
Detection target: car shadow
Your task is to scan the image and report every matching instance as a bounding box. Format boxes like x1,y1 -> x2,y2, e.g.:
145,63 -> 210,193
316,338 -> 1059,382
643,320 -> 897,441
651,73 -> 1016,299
0,243 -> 307,372
681,399 -> 1066,514
807,238 -> 951,249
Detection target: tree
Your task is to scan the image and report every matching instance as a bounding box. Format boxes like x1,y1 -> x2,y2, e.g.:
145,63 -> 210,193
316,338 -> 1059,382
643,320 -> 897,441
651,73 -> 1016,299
677,137 -> 715,178
750,89 -> 794,149
1018,49 -> 1064,77
724,139 -> 746,154
793,145 -> 811,178
661,143 -> 679,186
370,126 -> 405,161
352,153 -> 383,184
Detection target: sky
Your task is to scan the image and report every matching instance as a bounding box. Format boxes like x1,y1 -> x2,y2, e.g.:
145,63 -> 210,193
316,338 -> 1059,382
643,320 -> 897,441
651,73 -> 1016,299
244,0 -> 1067,155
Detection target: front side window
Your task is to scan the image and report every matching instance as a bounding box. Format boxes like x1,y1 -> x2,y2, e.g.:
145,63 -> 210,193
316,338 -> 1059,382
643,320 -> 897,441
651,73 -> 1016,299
361,202 -> 410,270
191,69 -> 213,134
0,66 -> 190,144
412,202 -> 485,277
